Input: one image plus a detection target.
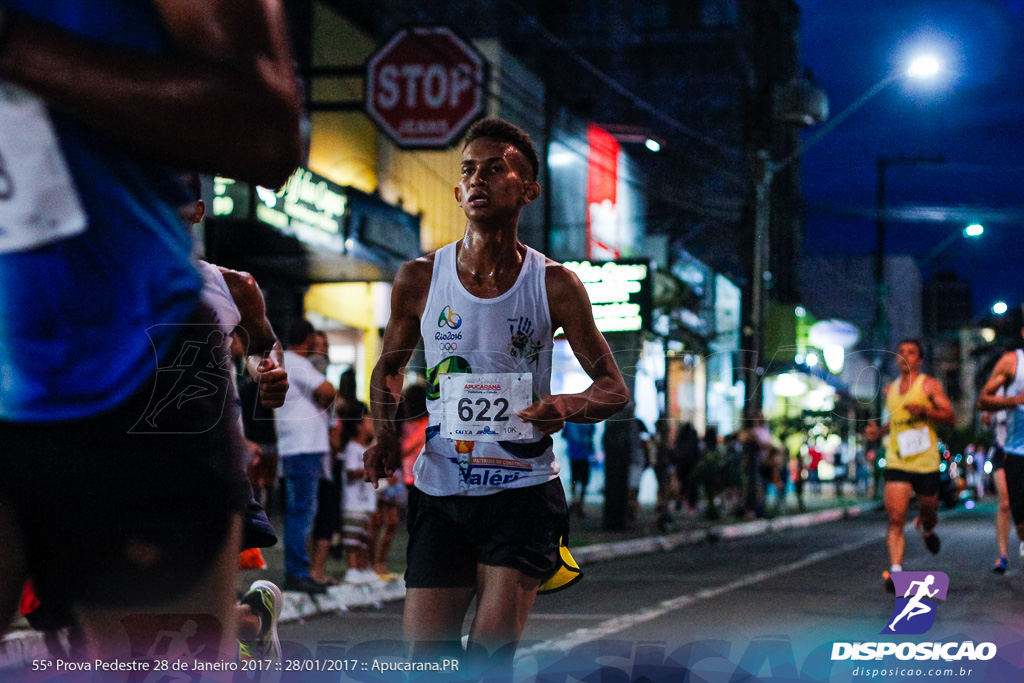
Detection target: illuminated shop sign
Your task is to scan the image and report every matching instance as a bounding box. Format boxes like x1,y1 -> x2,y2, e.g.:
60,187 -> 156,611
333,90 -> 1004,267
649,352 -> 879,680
212,168 -> 347,252
587,124 -> 621,260
563,260 -> 651,333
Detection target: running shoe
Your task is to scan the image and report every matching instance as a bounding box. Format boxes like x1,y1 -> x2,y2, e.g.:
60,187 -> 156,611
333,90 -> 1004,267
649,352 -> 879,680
239,580 -> 283,661
914,517 -> 941,555
923,531 -> 941,555
346,568 -> 377,584
883,570 -> 895,593
993,556 -> 1008,574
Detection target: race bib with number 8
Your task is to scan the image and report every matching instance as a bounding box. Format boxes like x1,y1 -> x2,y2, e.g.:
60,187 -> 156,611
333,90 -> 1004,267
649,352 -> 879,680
441,372 -> 537,442
896,426 -> 932,457
0,82 -> 87,253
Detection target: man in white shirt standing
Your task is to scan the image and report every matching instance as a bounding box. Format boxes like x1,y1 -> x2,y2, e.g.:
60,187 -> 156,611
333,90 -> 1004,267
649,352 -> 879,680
275,320 -> 337,594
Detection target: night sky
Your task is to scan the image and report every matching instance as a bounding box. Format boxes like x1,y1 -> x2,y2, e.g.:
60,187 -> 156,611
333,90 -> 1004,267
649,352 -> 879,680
797,0 -> 1024,316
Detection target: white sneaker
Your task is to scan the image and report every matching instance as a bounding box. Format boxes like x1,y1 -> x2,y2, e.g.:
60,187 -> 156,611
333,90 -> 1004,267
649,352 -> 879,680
346,568 -> 376,584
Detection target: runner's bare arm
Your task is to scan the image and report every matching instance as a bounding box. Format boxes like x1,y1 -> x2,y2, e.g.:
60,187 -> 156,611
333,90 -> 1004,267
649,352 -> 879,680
364,257 -> 432,484
917,377 -> 955,426
219,267 -> 289,408
518,263 -> 629,434
0,0 -> 300,187
221,268 -> 278,356
977,352 -> 1023,410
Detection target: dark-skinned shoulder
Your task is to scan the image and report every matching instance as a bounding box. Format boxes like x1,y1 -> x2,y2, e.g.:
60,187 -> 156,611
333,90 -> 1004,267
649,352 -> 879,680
542,257 -> 588,331
392,253 -> 437,319
217,266 -> 259,306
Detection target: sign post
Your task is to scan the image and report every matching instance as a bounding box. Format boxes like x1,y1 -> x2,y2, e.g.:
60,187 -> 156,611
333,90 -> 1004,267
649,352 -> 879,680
365,27 -> 486,148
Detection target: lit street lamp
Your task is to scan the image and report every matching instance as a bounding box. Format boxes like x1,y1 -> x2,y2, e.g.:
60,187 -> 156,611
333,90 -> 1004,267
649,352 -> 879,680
993,301 -> 1008,315
745,54 -> 942,416
918,223 -> 985,265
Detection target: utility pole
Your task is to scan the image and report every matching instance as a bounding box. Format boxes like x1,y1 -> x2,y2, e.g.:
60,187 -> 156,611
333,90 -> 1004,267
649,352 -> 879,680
871,154 -> 945,418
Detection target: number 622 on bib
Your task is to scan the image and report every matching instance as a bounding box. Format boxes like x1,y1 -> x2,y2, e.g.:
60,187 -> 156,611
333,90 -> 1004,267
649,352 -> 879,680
440,372 -> 537,442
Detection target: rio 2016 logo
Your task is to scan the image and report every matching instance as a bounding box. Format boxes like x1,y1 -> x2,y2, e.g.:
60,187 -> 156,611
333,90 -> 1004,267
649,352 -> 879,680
438,305 -> 462,330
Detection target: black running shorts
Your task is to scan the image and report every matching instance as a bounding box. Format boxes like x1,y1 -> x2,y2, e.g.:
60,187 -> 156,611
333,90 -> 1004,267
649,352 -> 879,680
0,302 -> 249,609
1002,453 -> 1024,525
884,468 -> 941,497
991,447 -> 1006,472
404,479 -> 569,588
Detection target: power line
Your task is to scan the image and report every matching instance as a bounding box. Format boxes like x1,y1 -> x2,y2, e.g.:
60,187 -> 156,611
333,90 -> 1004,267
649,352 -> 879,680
497,0 -> 744,162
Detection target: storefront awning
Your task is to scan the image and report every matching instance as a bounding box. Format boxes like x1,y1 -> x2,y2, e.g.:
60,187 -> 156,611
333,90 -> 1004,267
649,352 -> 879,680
205,169 -> 421,284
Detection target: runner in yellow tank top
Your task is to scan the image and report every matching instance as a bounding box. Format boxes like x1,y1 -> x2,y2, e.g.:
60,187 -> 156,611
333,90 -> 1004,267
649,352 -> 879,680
876,340 -> 955,592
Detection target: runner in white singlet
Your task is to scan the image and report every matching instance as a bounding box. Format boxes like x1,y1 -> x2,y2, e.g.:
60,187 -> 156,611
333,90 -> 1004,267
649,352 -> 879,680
363,119 -> 629,665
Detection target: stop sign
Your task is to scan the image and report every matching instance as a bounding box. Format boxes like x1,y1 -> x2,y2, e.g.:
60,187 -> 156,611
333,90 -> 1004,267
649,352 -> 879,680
365,27 -> 487,148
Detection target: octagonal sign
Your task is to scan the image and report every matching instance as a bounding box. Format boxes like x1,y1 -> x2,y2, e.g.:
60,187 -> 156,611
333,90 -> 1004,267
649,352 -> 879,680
365,27 -> 487,148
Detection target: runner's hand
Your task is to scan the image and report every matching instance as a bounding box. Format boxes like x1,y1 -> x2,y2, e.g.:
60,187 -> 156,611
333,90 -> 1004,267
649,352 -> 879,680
905,403 -> 929,419
364,427 -> 401,487
248,443 -> 278,488
255,358 -> 289,409
518,396 -> 566,436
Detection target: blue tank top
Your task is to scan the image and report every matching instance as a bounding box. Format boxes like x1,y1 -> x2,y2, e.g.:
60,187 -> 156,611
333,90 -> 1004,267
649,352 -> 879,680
1002,350 -> 1024,456
0,0 -> 201,421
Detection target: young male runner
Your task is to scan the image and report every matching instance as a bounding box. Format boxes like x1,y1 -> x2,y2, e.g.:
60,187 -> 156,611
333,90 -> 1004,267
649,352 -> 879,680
878,340 -> 955,592
363,118 -> 629,662
977,318 -> 1024,573
0,0 -> 300,662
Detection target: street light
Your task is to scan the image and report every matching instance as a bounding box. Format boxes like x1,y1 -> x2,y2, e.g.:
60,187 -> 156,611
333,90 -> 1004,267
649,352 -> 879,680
918,223 -> 985,265
745,53 -> 942,416
993,301 -> 1008,315
907,55 -> 941,78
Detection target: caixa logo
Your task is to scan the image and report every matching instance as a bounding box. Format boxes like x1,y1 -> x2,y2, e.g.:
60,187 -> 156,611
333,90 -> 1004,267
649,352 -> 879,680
831,571 -> 997,662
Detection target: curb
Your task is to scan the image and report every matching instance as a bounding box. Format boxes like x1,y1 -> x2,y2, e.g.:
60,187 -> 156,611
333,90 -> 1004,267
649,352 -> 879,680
574,503 -> 871,563
0,502 -> 873,669
279,578 -> 407,622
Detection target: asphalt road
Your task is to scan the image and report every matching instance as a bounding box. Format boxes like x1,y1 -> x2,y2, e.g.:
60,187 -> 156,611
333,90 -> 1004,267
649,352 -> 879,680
272,504 -> 1024,682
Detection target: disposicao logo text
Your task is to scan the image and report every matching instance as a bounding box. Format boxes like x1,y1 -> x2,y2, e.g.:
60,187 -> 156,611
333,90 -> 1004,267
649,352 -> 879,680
831,571 -> 996,663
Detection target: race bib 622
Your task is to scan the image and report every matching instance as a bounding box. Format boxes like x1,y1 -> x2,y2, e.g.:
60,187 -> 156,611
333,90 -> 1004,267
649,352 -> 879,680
440,372 -> 536,442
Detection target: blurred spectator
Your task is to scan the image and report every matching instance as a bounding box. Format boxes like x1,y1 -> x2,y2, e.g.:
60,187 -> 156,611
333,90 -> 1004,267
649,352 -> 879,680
673,422 -> 701,513
807,441 -> 824,493
628,418 -> 652,523
563,421 -> 597,519
741,413 -> 770,519
275,320 -> 336,594
342,403 -> 377,583
652,418 -> 676,531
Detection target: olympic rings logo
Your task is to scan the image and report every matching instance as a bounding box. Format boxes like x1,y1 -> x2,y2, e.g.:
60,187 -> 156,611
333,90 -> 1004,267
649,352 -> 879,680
438,305 -> 463,329
439,342 -> 458,352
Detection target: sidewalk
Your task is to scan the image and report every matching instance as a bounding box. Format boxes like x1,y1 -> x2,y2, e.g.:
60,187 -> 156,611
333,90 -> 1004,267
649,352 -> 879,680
0,487 -> 875,668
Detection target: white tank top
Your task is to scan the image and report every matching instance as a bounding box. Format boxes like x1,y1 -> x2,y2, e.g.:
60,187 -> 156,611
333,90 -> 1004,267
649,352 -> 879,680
413,242 -> 559,496
995,386 -> 1008,448
197,260 -> 241,339
197,260 -> 243,428
1003,350 -> 1024,456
